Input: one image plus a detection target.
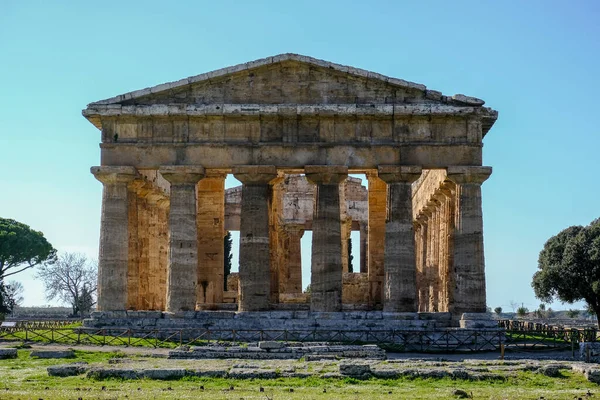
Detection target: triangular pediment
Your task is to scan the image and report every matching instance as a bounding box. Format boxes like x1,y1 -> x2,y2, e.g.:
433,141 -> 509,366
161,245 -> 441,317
87,53 -> 485,108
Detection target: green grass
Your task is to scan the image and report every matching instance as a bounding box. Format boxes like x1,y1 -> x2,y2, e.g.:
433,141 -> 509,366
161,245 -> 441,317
0,350 -> 599,399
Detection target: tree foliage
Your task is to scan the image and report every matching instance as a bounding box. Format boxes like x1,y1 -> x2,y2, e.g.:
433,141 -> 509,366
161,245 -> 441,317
494,306 -> 502,315
224,231 -> 233,291
532,218 -> 600,327
36,253 -> 97,317
347,238 -> 354,273
0,218 -> 56,280
516,306 -> 529,318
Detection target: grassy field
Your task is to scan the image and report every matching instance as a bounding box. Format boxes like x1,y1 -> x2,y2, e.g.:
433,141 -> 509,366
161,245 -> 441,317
0,349 -> 598,399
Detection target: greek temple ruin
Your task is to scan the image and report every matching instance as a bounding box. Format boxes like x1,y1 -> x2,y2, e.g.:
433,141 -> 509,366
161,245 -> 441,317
83,54 -> 498,332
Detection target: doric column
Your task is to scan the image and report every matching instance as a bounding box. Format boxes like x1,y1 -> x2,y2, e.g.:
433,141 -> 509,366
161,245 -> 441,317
280,224 -> 304,295
196,171 -> 226,307
305,165 -> 348,312
91,166 -> 137,311
415,213 -> 429,312
159,166 -> 205,312
233,165 -> 278,311
126,181 -> 141,310
359,223 -> 368,274
415,214 -> 429,312
378,166 -> 422,313
366,171 -> 387,308
447,166 -> 492,316
269,177 -> 285,304
428,198 -> 442,312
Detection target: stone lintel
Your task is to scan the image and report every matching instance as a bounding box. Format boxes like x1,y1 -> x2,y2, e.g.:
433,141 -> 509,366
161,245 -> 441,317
377,165 -> 422,184
159,165 -> 205,185
446,166 -> 492,185
84,103 -> 493,118
305,165 -> 348,185
232,165 -> 278,184
91,166 -> 137,184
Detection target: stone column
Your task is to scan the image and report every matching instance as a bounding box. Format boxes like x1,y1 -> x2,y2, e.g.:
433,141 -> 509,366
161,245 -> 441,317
126,182 -> 141,310
136,195 -> 150,310
439,182 -> 456,314
281,224 -> 304,295
378,166 -> 422,313
305,165 -> 348,312
196,171 -> 226,307
429,198 -> 441,312
447,166 -> 492,317
359,223 -> 368,274
366,171 -> 387,308
233,165 -> 278,312
269,177 -> 285,304
91,166 -> 137,311
159,166 -> 205,312
415,214 -> 428,312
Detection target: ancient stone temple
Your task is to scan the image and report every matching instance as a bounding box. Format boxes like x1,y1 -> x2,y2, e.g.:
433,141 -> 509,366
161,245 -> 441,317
83,54 -> 498,332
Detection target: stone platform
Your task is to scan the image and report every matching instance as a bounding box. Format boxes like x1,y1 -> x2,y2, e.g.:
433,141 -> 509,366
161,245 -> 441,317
83,311 -> 502,351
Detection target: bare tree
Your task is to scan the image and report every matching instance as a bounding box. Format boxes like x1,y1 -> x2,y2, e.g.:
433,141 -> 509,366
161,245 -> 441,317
4,281 -> 24,311
36,253 -> 97,317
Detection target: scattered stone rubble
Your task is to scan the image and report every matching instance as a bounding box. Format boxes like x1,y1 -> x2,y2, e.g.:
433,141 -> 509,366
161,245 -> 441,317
37,347 -> 600,385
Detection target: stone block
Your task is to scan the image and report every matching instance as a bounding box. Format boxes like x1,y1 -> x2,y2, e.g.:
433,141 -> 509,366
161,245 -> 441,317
0,348 -> 18,359
459,319 -> 499,329
580,342 -> 600,363
47,362 -> 89,377
267,311 -> 295,319
293,311 -> 310,319
461,312 -> 493,320
142,368 -> 187,380
382,312 -> 418,320
311,312 -> 341,320
30,350 -> 75,359
365,312 -> 383,320
259,341 -> 285,350
339,362 -> 371,378
418,312 -> 452,321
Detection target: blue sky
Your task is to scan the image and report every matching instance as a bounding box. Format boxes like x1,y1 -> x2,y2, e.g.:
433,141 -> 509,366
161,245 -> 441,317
1,1 -> 599,311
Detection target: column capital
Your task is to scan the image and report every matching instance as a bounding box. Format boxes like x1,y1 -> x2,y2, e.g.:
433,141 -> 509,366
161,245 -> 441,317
91,166 -> 137,184
233,165 -> 278,184
377,165 -> 422,184
159,165 -> 205,185
281,224 -> 305,238
305,165 -> 348,185
446,166 -> 492,185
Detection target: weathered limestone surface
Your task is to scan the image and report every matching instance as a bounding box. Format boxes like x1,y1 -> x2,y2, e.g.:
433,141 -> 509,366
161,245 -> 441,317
378,166 -> 422,312
233,166 -> 278,311
306,166 -> 348,312
92,166 -> 137,311
160,166 -> 205,312
342,273 -> 369,304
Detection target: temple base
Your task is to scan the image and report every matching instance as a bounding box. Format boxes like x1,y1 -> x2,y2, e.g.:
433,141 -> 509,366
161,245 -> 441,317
83,311 -> 503,352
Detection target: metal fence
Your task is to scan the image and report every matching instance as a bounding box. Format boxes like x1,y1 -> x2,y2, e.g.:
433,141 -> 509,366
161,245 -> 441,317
0,320 -> 596,352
